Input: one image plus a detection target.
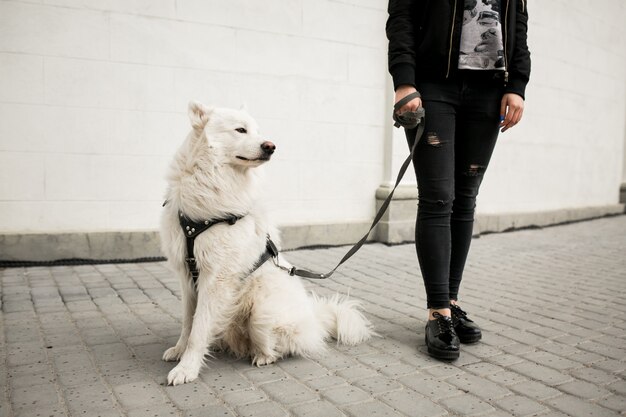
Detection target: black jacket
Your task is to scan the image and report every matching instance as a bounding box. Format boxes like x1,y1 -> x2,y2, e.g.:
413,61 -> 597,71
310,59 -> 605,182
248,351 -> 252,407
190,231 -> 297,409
386,0 -> 531,99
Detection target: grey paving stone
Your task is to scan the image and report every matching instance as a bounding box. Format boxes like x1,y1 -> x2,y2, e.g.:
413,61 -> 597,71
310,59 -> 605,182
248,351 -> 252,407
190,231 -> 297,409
508,380 -> 561,401
290,400 -> 344,417
303,375 -> 347,391
380,362 -> 425,378
446,372 -> 511,400
12,405 -> 68,417
62,382 -> 117,414
164,380 -> 219,410
57,368 -> 102,387
52,351 -> 93,372
606,379 -> 626,395
546,394 -> 621,417
462,361 -> 505,377
126,403 -> 179,417
379,390 -> 448,417
242,365 -> 289,384
200,370 -> 252,393
564,349 -> 606,365
591,358 -> 626,374
335,364 -> 377,381
277,357 -> 329,380
398,374 -> 464,400
104,369 -> 151,386
569,366 -> 620,385
523,351 -> 581,370
485,370 -> 528,386
494,395 -> 547,417
10,383 -> 59,412
314,351 -> 359,370
356,352 -> 402,369
597,394 -> 626,413
112,379 -> 167,410
507,361 -> 573,386
234,401 -> 288,417
90,342 -> 134,363
320,384 -> 371,406
343,400 -> 403,417
7,369 -> 56,389
44,331 -> 83,349
486,353 -> 524,367
555,378 -> 612,400
439,394 -> 495,416
260,379 -> 317,405
221,388 -> 267,406
353,375 -> 402,395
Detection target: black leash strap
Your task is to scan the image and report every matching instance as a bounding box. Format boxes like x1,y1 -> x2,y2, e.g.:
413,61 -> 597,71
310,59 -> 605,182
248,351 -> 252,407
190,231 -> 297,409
286,93 -> 425,279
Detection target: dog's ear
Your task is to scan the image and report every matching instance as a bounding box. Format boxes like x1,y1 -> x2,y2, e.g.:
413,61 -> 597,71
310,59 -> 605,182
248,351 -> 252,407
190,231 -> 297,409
188,100 -> 213,131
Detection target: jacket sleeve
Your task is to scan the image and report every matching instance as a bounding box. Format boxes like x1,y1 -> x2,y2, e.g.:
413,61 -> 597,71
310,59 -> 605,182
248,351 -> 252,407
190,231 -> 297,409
506,0 -> 531,99
386,0 -> 417,90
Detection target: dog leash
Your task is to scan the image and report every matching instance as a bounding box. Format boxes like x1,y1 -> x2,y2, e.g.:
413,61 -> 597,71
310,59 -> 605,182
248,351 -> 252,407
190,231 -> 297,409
273,92 -> 425,279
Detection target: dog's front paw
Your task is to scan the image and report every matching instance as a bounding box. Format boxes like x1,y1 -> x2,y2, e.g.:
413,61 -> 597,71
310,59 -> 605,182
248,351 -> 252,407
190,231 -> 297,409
162,346 -> 184,362
252,354 -> 277,367
167,364 -> 199,385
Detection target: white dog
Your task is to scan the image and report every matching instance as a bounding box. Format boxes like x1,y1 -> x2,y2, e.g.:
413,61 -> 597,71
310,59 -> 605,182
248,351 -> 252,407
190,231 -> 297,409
160,101 -> 373,385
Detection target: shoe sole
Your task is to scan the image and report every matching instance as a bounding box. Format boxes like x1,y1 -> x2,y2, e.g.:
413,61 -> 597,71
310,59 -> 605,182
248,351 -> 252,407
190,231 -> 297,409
425,334 -> 460,360
426,344 -> 460,360
459,333 -> 482,344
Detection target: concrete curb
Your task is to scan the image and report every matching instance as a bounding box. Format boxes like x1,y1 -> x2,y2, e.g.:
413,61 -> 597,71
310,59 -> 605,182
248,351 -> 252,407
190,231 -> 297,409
1,204 -> 624,262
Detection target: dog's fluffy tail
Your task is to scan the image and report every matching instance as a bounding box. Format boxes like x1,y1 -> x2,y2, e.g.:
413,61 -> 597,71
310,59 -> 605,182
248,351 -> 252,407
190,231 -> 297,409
311,293 -> 373,345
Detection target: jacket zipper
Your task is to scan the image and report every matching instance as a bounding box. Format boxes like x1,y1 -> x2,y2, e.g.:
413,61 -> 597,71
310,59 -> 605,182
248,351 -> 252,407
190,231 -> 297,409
445,0 -> 458,79
503,0 -> 510,84
521,0 -> 525,13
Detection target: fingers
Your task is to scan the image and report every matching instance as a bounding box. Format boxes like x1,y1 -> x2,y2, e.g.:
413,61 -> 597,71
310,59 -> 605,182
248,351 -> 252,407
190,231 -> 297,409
398,97 -> 422,114
394,85 -> 421,114
500,94 -> 524,132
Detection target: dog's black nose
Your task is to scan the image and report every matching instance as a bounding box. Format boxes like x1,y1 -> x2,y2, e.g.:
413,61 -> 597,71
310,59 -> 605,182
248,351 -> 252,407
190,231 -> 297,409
261,141 -> 276,155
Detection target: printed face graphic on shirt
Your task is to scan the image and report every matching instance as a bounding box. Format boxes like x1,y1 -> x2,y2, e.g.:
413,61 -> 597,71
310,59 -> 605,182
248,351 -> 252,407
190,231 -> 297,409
459,0 -> 505,70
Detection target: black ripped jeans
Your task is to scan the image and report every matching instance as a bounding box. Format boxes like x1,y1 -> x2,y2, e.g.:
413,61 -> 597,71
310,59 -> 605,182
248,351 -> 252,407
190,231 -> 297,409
405,71 -> 503,309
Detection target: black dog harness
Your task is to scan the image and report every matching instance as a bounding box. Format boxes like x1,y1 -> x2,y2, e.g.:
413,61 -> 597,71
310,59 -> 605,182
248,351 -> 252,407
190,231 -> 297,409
178,211 -> 278,287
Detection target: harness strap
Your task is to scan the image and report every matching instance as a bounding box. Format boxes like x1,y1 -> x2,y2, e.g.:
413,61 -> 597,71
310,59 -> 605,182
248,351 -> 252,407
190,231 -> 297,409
245,236 -> 280,277
282,103 -> 426,280
179,211 -> 243,285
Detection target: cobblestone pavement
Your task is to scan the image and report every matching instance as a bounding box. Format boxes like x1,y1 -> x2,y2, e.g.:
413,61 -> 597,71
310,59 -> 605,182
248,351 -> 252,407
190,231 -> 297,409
1,215 -> 625,417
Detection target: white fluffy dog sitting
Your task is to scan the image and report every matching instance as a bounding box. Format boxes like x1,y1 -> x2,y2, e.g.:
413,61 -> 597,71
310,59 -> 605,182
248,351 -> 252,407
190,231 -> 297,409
160,101 -> 373,385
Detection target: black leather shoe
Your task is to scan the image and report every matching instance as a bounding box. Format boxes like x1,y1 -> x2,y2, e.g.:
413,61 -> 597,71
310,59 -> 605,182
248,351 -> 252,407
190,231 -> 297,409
425,312 -> 460,360
450,304 -> 482,344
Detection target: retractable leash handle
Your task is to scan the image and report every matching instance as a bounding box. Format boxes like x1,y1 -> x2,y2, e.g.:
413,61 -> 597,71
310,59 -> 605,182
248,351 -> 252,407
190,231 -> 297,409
281,92 -> 426,280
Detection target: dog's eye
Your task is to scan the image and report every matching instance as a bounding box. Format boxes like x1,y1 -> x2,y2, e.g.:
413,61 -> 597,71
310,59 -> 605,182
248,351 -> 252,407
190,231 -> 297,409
235,128 -> 247,134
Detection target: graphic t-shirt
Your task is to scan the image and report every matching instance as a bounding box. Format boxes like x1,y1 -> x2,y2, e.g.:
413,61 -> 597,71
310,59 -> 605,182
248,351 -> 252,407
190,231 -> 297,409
458,0 -> 505,70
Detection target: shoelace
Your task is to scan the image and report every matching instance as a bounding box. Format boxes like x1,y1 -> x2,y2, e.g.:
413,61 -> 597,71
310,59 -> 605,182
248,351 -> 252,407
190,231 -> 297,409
432,312 -> 455,335
450,304 -> 473,323
450,304 -> 471,321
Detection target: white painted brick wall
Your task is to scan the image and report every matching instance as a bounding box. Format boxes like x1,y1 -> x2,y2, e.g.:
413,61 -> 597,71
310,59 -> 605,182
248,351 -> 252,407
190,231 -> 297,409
0,0 -> 624,235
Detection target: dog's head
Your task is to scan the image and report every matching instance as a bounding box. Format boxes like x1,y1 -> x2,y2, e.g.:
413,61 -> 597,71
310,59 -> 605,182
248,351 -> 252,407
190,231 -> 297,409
188,101 -> 275,167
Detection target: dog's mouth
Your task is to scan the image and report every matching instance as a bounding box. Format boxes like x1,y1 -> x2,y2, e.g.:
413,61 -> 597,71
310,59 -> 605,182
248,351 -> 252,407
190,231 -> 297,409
236,155 -> 271,162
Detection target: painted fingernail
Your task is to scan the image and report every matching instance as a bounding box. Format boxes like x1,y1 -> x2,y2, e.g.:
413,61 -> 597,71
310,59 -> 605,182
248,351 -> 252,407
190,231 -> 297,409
499,115 -> 505,122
